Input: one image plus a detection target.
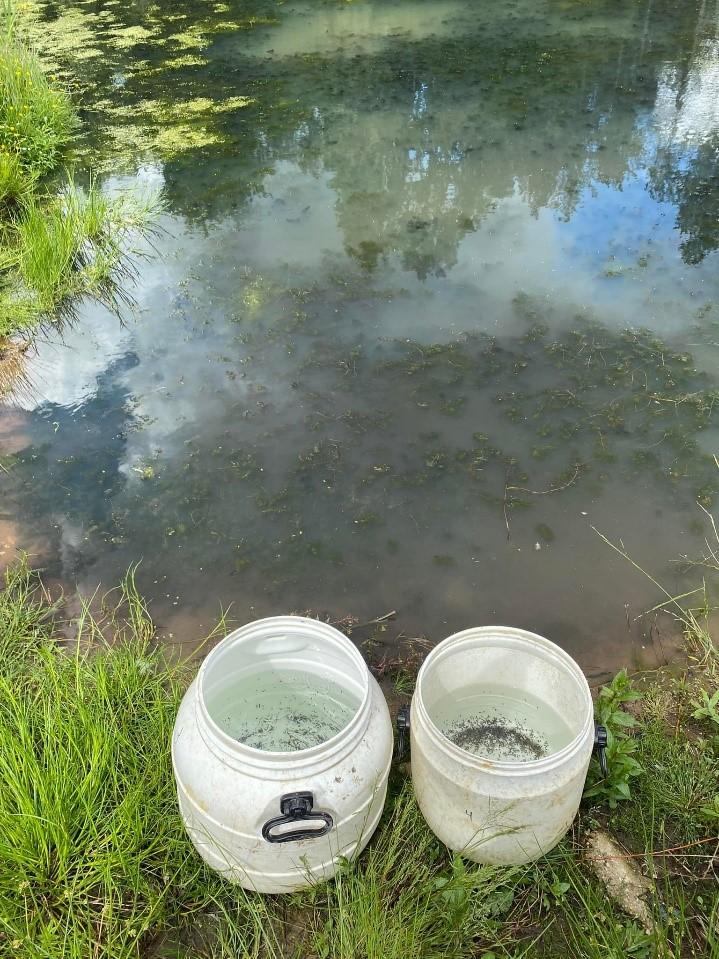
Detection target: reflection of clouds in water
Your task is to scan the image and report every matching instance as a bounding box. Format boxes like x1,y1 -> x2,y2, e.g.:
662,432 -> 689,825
235,162 -> 342,267
14,162 -> 337,422
55,515 -> 88,573
16,146 -> 719,439
449,182 -> 705,339
654,39 -> 719,146
18,164 -> 340,481
367,178 -> 715,343
116,163 -> 342,474
105,162 -> 166,199
4,0 -> 719,662
16,317 -> 130,413
90,182 -> 718,491
14,165 -> 171,414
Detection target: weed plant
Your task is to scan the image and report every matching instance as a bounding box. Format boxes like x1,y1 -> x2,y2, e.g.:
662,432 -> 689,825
1,180 -> 158,334
583,670 -> 644,808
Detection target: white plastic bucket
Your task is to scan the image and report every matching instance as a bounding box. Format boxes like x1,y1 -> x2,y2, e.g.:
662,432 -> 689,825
410,626 -> 594,864
172,616 -> 393,893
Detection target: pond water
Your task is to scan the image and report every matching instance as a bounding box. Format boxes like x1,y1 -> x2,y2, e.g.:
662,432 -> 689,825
2,0 -> 719,675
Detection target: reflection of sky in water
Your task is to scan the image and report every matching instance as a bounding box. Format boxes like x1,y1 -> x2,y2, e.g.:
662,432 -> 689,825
3,0 -> 719,672
654,39 -> 719,147
20,155 -> 716,411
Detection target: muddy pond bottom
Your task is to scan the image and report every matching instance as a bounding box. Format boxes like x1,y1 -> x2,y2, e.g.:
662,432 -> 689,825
432,685 -> 575,763
210,668 -> 360,752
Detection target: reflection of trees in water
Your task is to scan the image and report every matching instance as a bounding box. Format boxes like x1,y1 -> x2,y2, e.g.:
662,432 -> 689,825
647,20 -> 719,265
34,0 -> 719,271
301,0 -> 717,272
649,137 -> 719,264
214,0 -> 719,272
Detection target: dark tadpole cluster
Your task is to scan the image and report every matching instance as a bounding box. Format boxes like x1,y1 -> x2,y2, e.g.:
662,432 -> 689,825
228,703 -> 348,752
443,713 -> 548,761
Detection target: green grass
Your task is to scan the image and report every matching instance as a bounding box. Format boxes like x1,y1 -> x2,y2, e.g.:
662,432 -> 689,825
0,555 -> 54,667
299,795 -> 527,959
0,2 -> 158,346
0,564 -> 204,958
0,24 -> 77,175
0,557 -> 717,958
620,716 -> 719,843
0,181 -> 158,334
0,150 -> 32,211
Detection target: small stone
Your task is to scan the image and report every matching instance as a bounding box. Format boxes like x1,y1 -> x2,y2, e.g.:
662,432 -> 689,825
585,831 -> 656,933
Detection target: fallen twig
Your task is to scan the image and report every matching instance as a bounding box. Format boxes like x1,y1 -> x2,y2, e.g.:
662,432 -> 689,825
355,610 -> 397,628
507,463 -> 582,496
502,466 -> 512,540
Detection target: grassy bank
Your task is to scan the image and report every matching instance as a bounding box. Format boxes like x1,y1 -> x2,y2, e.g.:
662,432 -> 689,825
0,557 -> 717,958
0,1 -> 155,344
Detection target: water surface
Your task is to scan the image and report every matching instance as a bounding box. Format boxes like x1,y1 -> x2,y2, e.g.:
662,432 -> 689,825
3,0 -> 719,675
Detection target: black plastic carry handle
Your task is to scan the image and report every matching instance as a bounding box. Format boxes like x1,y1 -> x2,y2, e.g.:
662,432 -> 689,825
261,791 -> 333,843
396,704 -> 410,759
594,723 -> 608,777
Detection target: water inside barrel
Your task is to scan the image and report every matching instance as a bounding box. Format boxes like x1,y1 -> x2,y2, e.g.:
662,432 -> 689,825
211,668 -> 360,751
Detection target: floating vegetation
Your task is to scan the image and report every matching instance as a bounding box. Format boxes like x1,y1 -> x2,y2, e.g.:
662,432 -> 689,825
164,54 -> 209,69
108,25 -> 159,50
153,125 -> 225,154
167,26 -> 211,50
183,96 -> 255,114
11,0 -> 265,173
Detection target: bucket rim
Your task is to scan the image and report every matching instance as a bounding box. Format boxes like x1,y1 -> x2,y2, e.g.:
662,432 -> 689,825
196,615 -> 371,763
413,625 -> 594,774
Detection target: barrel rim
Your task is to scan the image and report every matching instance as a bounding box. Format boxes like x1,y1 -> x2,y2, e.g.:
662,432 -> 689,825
413,625 -> 594,774
196,615 -> 371,763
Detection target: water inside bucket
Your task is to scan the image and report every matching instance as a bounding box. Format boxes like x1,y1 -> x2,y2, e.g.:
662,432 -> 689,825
431,684 -> 574,762
210,668 -> 360,751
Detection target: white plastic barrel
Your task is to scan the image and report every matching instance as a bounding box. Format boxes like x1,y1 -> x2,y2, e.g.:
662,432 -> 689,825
410,626 -> 594,865
172,616 -> 393,893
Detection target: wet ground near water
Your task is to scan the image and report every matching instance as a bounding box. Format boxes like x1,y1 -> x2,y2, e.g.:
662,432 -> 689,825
2,0 -> 719,675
